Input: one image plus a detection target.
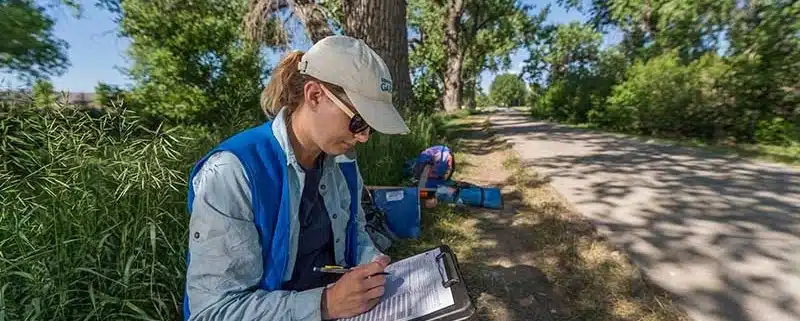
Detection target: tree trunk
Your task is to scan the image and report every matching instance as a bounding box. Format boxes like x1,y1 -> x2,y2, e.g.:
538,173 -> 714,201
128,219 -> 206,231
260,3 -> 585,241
443,0 -> 465,112
463,75 -> 476,110
342,0 -> 413,110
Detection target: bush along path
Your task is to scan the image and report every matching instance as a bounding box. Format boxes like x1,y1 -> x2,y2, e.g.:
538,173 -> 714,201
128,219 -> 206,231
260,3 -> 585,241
388,112 -> 688,321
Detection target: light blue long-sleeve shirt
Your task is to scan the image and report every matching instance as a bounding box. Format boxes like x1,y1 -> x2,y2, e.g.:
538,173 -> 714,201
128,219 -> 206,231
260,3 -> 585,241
184,107 -> 384,320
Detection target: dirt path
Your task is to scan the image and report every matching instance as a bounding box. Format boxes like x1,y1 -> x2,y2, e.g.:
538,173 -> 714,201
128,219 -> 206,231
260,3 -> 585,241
414,112 -> 688,321
489,110 -> 800,321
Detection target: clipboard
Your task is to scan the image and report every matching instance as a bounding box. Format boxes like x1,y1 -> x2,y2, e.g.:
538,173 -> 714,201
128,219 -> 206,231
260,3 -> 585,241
336,245 -> 475,321
408,245 -> 475,321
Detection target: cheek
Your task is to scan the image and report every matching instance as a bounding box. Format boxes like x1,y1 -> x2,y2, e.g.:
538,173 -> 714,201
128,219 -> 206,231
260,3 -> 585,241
311,120 -> 349,149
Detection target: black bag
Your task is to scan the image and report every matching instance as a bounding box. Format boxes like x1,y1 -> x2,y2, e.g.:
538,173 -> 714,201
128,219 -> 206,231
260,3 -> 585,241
361,187 -> 399,252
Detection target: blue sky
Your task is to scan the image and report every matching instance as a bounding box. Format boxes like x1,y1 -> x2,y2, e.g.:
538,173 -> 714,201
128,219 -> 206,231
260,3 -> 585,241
0,0 -> 619,93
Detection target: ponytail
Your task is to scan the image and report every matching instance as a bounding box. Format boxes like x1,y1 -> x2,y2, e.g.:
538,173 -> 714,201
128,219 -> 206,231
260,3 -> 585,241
261,50 -> 306,118
259,49 -> 350,119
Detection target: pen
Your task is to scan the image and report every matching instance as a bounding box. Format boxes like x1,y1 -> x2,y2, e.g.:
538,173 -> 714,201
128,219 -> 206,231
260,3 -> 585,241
313,265 -> 390,276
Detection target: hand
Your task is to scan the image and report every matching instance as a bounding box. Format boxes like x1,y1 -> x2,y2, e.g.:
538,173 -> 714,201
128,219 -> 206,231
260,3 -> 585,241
321,260 -> 389,320
371,254 -> 391,266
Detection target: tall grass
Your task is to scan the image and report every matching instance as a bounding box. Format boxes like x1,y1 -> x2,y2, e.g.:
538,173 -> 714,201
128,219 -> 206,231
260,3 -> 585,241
0,101 -> 445,320
1,103 -> 194,320
357,111 -> 447,185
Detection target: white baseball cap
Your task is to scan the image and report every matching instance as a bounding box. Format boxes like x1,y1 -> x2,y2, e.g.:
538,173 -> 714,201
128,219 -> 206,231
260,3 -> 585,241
298,35 -> 410,135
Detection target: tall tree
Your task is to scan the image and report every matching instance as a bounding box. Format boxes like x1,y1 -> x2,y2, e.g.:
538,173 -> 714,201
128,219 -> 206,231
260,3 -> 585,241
442,0 -> 466,111
341,0 -> 413,109
105,0 -> 266,125
409,0 -> 542,111
1,0 -> 77,81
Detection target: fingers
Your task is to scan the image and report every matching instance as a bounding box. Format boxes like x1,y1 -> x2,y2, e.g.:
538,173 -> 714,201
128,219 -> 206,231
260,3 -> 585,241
362,274 -> 385,290
353,261 -> 386,278
364,282 -> 385,300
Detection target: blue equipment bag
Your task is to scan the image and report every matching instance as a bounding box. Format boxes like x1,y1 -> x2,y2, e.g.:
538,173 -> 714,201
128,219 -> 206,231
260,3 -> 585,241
456,186 -> 503,209
370,187 -> 421,239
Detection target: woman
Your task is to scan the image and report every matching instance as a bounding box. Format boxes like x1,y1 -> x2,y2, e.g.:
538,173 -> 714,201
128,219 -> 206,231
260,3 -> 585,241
182,35 -> 410,321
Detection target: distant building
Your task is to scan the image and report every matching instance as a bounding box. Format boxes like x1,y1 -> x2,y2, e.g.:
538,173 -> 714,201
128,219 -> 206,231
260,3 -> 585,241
0,90 -> 100,109
58,92 -> 98,108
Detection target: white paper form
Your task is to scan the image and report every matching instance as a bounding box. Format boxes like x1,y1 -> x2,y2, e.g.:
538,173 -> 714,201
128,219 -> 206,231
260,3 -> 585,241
338,248 -> 455,321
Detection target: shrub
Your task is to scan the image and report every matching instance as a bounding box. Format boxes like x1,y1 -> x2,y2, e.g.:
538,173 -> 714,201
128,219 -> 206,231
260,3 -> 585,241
603,51 -> 731,138
756,117 -> 798,146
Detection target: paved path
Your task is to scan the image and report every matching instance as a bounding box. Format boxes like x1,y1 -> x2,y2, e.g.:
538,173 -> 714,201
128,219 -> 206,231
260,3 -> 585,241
490,111 -> 800,321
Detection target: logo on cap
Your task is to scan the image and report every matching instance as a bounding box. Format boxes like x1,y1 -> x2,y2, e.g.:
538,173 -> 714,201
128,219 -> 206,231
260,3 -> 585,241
380,78 -> 392,92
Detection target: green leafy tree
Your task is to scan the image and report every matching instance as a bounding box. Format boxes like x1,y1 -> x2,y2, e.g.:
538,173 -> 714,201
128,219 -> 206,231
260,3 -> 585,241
489,73 -> 527,107
0,0 -> 78,80
543,22 -> 601,83
106,0 -> 266,126
408,0 -> 543,111
529,22 -> 615,123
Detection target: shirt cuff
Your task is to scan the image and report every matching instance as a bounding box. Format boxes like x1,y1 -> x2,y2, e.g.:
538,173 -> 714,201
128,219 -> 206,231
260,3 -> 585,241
292,286 -> 325,321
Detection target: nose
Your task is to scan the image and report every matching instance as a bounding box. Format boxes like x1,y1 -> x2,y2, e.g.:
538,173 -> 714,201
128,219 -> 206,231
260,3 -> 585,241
354,128 -> 370,143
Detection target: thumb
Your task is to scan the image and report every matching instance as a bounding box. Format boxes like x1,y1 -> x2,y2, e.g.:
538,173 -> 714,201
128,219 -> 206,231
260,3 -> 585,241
372,255 -> 391,268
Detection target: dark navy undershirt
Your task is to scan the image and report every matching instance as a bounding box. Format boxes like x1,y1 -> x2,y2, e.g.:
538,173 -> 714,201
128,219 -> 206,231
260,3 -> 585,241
282,156 -> 339,291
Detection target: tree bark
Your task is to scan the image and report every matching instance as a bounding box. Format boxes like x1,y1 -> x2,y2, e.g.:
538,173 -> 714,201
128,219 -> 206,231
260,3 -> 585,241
463,75 -> 477,110
342,0 -> 413,110
443,0 -> 466,111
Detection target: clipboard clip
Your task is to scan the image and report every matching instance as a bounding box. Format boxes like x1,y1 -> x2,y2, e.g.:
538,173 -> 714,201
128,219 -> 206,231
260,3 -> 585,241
436,250 -> 460,288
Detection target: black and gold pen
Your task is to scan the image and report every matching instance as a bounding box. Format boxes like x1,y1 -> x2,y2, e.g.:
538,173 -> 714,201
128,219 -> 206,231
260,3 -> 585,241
313,265 -> 390,276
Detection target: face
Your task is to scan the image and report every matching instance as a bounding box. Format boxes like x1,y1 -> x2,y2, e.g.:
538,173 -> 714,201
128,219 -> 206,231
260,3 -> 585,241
303,81 -> 372,155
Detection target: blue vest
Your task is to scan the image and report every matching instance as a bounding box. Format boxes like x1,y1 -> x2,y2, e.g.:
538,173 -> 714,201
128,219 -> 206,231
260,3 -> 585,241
182,119 -> 361,320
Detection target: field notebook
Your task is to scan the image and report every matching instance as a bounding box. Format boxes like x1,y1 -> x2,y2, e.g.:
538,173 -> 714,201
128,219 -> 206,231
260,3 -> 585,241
338,245 -> 474,321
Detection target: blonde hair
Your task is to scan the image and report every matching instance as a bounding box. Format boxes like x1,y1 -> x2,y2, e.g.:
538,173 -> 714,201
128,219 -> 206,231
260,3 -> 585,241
260,50 -> 349,119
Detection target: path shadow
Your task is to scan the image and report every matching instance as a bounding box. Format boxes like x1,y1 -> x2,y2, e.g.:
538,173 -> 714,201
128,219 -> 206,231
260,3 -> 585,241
490,111 -> 800,321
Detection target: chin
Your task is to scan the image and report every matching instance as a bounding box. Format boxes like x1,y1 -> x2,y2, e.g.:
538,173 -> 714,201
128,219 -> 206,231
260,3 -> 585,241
323,144 -> 351,156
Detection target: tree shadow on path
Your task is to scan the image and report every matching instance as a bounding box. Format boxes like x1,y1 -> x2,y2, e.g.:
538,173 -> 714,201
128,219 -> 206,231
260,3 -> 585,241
489,111 -> 800,321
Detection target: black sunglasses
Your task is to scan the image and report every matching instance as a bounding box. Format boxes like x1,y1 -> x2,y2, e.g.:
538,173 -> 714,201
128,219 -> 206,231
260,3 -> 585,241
320,84 -> 373,134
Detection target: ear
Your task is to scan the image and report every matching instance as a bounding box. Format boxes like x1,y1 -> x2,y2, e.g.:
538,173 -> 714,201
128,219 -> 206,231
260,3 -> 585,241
304,81 -> 323,110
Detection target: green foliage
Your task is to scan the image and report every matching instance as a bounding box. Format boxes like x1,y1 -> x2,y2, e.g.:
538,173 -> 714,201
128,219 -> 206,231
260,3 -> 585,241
93,82 -> 128,108
0,0 -> 72,80
598,51 -> 731,138
0,102 -> 193,320
755,117 -> 799,147
543,22 -> 602,82
31,79 -> 55,106
116,0 -> 266,126
535,0 -> 799,147
489,74 -> 527,107
531,24 -> 625,123
407,0 -> 544,110
476,89 -> 491,108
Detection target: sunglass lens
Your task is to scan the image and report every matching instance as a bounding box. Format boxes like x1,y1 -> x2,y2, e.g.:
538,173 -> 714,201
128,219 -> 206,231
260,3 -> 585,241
350,115 -> 371,134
